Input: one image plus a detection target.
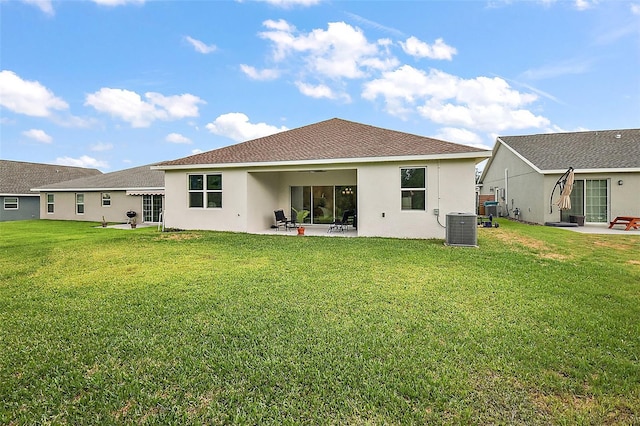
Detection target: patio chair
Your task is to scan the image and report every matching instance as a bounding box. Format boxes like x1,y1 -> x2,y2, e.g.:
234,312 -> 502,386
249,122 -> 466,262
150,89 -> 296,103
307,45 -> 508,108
328,209 -> 352,233
274,209 -> 291,231
289,209 -> 298,229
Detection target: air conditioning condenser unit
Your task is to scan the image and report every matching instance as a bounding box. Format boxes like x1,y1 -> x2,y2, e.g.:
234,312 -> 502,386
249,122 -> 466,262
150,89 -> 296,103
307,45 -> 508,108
446,212 -> 477,247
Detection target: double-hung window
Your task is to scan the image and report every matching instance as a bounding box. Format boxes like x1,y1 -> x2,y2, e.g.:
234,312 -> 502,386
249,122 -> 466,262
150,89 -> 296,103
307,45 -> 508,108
76,193 -> 85,214
47,194 -> 55,213
102,193 -> 111,207
400,167 -> 426,210
188,174 -> 222,208
4,197 -> 18,210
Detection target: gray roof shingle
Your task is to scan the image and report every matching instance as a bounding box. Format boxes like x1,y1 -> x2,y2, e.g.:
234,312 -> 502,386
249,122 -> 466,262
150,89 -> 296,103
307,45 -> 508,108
159,118 -> 489,167
499,128 -> 640,171
33,164 -> 164,191
0,160 -> 102,195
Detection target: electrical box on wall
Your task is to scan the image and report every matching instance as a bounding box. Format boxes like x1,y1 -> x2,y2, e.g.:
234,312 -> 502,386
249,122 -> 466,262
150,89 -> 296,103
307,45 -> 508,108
433,208 -> 439,216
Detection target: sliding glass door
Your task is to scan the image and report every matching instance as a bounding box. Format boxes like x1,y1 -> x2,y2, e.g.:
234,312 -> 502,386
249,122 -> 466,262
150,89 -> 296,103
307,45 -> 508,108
312,186 -> 334,224
143,195 -> 163,222
290,186 -> 311,225
585,179 -> 608,223
559,179 -> 608,223
290,185 -> 356,225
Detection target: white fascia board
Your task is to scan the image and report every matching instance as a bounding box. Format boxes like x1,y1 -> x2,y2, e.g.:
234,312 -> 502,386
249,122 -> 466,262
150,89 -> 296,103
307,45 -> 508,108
31,186 -> 164,192
152,151 -> 491,171
541,168 -> 640,174
0,193 -> 38,197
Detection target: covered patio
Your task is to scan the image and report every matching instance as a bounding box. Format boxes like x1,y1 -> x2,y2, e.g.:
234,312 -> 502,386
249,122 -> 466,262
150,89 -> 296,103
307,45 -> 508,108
257,223 -> 358,237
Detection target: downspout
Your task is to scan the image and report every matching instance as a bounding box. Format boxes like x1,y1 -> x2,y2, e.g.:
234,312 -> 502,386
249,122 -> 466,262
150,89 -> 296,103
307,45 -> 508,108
436,160 -> 445,228
504,168 -> 509,217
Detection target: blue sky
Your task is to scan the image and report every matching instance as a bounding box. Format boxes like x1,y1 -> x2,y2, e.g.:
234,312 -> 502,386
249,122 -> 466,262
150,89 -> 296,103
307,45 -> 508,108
1,0 -> 638,172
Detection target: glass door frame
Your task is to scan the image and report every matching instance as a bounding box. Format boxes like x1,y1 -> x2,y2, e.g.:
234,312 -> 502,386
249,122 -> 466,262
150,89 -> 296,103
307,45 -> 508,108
290,185 -> 357,225
143,195 -> 164,223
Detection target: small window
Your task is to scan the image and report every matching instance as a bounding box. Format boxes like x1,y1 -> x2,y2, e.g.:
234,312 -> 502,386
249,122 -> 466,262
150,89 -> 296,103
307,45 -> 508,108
188,174 -> 222,208
76,193 -> 85,215
47,193 -> 54,213
206,174 -> 222,208
102,193 -> 111,207
401,167 -> 426,211
4,197 -> 18,210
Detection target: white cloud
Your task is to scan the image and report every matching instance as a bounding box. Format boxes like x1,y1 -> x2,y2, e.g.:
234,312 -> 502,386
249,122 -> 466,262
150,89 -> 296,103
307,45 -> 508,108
0,70 -> 68,117
90,142 -> 114,151
400,36 -> 457,60
240,65 -> 280,81
573,0 -> 597,10
418,100 -> 549,133
21,0 -> 54,15
205,113 -> 288,142
85,88 -> 204,127
185,36 -> 217,54
56,155 -> 109,170
255,0 -> 322,7
166,132 -> 192,144
145,92 -> 203,119
22,129 -> 53,143
343,12 -> 405,37
91,0 -> 145,6
363,65 -> 549,132
433,127 -> 485,147
520,57 -> 592,80
191,148 -> 204,155
632,4 -> 640,15
295,81 -> 351,102
259,20 -> 398,79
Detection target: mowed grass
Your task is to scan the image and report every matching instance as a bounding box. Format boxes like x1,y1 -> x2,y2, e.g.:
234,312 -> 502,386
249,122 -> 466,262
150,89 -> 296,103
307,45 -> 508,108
1,220 -> 638,425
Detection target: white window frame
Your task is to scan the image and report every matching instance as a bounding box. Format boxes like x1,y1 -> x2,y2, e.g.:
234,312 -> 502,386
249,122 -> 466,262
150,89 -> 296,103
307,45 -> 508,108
101,192 -> 111,207
4,197 -> 18,210
400,167 -> 427,211
76,193 -> 85,215
47,193 -> 54,214
188,173 -> 222,209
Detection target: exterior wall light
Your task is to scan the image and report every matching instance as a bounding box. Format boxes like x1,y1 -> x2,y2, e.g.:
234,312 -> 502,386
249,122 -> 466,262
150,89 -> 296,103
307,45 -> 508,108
618,180 -> 624,185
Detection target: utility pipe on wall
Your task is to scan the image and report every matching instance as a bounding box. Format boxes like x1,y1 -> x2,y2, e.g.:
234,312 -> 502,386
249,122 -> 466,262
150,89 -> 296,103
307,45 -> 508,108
504,168 -> 509,216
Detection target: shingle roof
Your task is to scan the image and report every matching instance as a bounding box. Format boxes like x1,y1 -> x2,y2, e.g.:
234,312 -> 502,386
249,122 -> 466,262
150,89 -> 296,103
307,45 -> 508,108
33,164 -> 164,191
158,118 -> 489,167
0,160 -> 102,195
499,128 -> 640,171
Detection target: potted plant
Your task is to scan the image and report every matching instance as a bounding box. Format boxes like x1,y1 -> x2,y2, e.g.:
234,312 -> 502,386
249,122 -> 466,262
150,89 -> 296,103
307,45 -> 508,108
292,208 -> 310,235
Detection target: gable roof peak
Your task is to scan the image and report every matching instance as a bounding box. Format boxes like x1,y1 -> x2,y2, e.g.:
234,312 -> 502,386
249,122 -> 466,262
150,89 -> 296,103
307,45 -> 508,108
496,128 -> 640,171
159,117 -> 489,168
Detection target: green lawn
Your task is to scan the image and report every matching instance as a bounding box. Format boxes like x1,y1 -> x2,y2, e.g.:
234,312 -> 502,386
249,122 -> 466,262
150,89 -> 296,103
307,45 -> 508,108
1,220 -> 638,425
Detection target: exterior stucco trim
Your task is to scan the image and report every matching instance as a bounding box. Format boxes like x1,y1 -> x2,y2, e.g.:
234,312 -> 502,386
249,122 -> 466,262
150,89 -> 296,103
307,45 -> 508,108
152,152 -> 491,171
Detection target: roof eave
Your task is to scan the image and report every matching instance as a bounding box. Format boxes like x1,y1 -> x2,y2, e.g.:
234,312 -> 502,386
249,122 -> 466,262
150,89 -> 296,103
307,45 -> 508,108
0,193 -> 39,197
153,151 -> 491,171
541,168 -> 640,174
31,186 -> 165,192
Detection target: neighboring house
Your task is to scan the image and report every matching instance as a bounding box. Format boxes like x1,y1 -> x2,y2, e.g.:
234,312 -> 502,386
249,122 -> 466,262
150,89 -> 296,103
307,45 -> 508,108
153,118 -> 491,239
478,129 -> 640,225
33,164 -> 165,224
0,160 -> 102,222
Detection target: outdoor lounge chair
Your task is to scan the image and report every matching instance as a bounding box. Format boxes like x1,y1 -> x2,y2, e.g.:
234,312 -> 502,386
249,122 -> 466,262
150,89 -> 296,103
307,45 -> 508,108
328,209 -> 353,233
274,209 -> 291,231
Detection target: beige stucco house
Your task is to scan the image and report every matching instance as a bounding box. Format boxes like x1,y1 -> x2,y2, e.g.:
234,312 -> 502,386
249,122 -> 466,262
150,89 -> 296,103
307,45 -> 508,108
153,118 -> 491,239
33,164 -> 165,224
478,129 -> 640,225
